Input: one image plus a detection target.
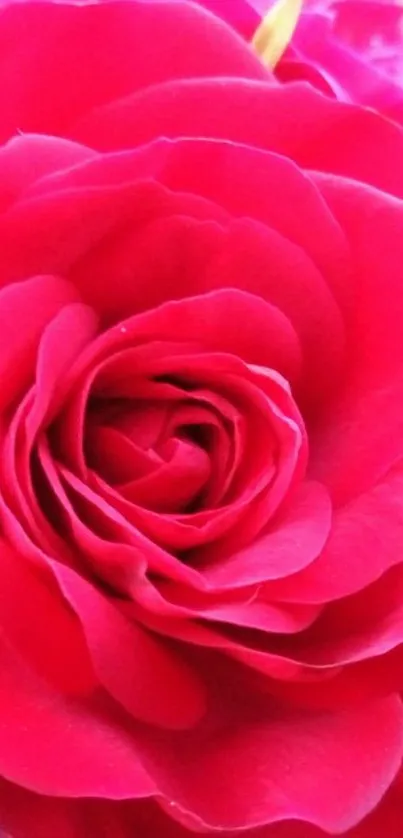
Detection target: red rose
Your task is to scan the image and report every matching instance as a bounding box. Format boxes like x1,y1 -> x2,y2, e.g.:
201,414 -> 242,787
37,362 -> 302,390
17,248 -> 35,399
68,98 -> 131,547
0,1 -> 403,836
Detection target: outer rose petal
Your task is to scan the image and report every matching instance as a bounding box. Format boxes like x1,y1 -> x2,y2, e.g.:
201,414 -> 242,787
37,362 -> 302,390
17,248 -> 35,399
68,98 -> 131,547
20,136 -> 347,393
0,787 -> 194,838
0,274 -> 83,411
201,480 -> 332,588
258,778 -> 403,837
1,617 -> 400,832
270,463 -> 403,602
184,0 -> 260,38
0,0 -> 269,140
74,79 -> 403,197
0,134 -> 96,212
0,638 -> 155,798
269,560 -> 403,671
265,178 -> 403,599
309,175 -> 403,502
0,541 -> 95,695
0,178 -> 228,293
133,691 -> 403,833
1,784 -> 402,838
54,563 -> 207,731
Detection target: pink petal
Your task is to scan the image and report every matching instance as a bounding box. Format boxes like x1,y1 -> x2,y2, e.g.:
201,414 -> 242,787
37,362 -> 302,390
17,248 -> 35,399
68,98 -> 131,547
202,481 -> 332,588
275,562 -> 403,668
0,275 -> 81,411
310,174 -> 403,503
0,784 -> 200,838
271,462 -> 403,602
0,179 -> 227,297
75,79 -> 403,197
54,563 -> 207,730
0,637 -> 155,797
134,692 -> 403,832
0,0 -> 269,141
0,133 -> 96,212
0,540 -> 94,695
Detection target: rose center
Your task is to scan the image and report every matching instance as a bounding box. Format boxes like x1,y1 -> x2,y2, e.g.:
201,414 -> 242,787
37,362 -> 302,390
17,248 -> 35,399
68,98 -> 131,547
83,389 -> 243,515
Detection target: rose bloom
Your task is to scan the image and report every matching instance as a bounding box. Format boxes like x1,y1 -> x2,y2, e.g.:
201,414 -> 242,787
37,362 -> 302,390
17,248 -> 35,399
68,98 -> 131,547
205,0 -> 403,124
1,0 -> 403,836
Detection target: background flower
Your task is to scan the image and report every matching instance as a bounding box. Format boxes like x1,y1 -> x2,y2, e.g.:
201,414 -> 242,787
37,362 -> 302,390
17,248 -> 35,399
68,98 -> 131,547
197,0 -> 403,123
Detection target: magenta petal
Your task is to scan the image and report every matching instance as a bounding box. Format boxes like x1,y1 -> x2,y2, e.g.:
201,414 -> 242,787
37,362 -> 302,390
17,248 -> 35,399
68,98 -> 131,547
0,540 -> 94,695
292,10 -> 403,123
0,638 -> 155,797
0,784 -> 205,838
0,0 -> 269,141
271,462 -> 403,603
0,179 -> 227,303
107,286 -> 302,382
0,133 -> 96,212
75,79 -> 403,197
0,275 -> 81,411
54,564 -> 207,730
27,302 -> 98,440
85,424 -> 159,484
203,481 -> 331,588
281,562 -> 403,668
310,175 -> 403,503
135,694 -> 403,832
121,437 -> 211,513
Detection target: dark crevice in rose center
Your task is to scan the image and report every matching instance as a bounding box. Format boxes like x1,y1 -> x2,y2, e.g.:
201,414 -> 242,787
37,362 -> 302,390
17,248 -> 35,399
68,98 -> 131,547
30,446 -> 70,540
153,374 -> 198,392
179,423 -> 211,451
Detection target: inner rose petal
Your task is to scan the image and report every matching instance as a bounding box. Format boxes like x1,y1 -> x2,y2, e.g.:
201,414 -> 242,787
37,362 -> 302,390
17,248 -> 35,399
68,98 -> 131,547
118,436 -> 212,514
73,347 -> 305,551
33,351 -> 303,557
84,424 -> 162,485
2,290 -> 309,601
